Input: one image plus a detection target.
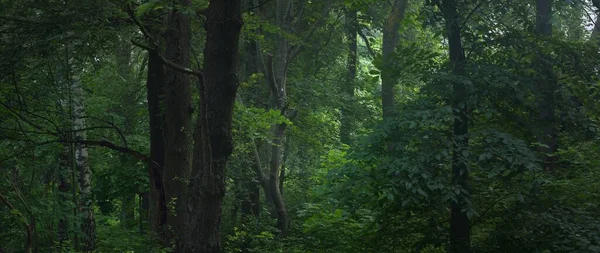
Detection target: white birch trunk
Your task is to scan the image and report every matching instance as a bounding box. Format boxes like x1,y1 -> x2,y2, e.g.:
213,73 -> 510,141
71,78 -> 96,251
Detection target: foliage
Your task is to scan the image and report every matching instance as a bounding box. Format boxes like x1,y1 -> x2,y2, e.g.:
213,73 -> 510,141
1,0 -> 600,252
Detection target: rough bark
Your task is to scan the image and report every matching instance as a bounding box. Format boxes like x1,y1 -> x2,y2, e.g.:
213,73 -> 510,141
340,7 -> 358,145
162,0 -> 193,247
183,0 -> 242,252
71,78 -> 96,251
146,49 -> 167,235
381,0 -> 408,122
535,0 -> 557,171
440,0 -> 471,252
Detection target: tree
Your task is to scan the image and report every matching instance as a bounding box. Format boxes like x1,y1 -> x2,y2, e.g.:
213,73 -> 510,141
534,0 -> 558,171
71,77 -> 97,251
381,0 -> 409,123
146,39 -> 168,238
184,0 -> 243,251
591,1 -> 600,45
161,0 -> 194,246
438,0 -> 470,251
340,6 -> 358,145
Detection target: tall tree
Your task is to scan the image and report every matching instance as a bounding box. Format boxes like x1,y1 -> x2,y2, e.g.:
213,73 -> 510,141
184,0 -> 243,252
439,0 -> 470,251
261,0 -> 334,236
146,46 -> 168,237
240,0 -> 262,221
116,31 -> 137,228
71,77 -> 97,251
381,0 -> 408,122
340,7 -> 358,145
162,0 -> 193,246
57,144 -> 71,249
535,0 -> 557,171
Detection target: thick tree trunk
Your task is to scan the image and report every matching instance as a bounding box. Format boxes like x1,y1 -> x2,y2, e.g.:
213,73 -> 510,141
340,7 -> 358,145
71,78 -> 96,251
381,0 -> 409,153
269,124 -> 289,236
440,0 -> 470,252
183,1 -> 242,252
534,0 -> 557,171
146,49 -> 167,236
162,0 -> 193,247
381,0 -> 408,122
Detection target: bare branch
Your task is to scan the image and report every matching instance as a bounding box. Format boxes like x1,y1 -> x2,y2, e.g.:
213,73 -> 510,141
127,6 -> 204,77
131,40 -> 203,76
126,5 -> 158,49
358,29 -> 376,58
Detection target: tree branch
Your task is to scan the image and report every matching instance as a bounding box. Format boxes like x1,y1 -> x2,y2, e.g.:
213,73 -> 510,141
358,29 -> 376,58
266,54 -> 280,97
127,6 -> 204,77
131,40 -> 203,76
60,139 -> 150,162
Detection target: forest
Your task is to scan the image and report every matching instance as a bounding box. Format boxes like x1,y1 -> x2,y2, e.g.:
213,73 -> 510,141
1,0 -> 600,252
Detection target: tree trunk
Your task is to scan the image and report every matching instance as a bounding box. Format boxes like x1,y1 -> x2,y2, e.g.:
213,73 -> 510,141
381,0 -> 408,122
162,0 -> 193,247
381,0 -> 409,153
116,32 -> 137,229
120,189 -> 136,228
267,0 -> 295,231
252,140 -> 273,208
241,11 -> 262,220
240,175 -> 260,220
279,136 -> 290,196
146,48 -> 167,236
269,124 -> 289,236
534,0 -> 557,171
439,0 -> 470,252
340,7 -> 358,145
71,78 -> 96,251
57,144 -> 71,249
183,0 -> 242,252
593,0 -> 600,45
140,192 -> 149,233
